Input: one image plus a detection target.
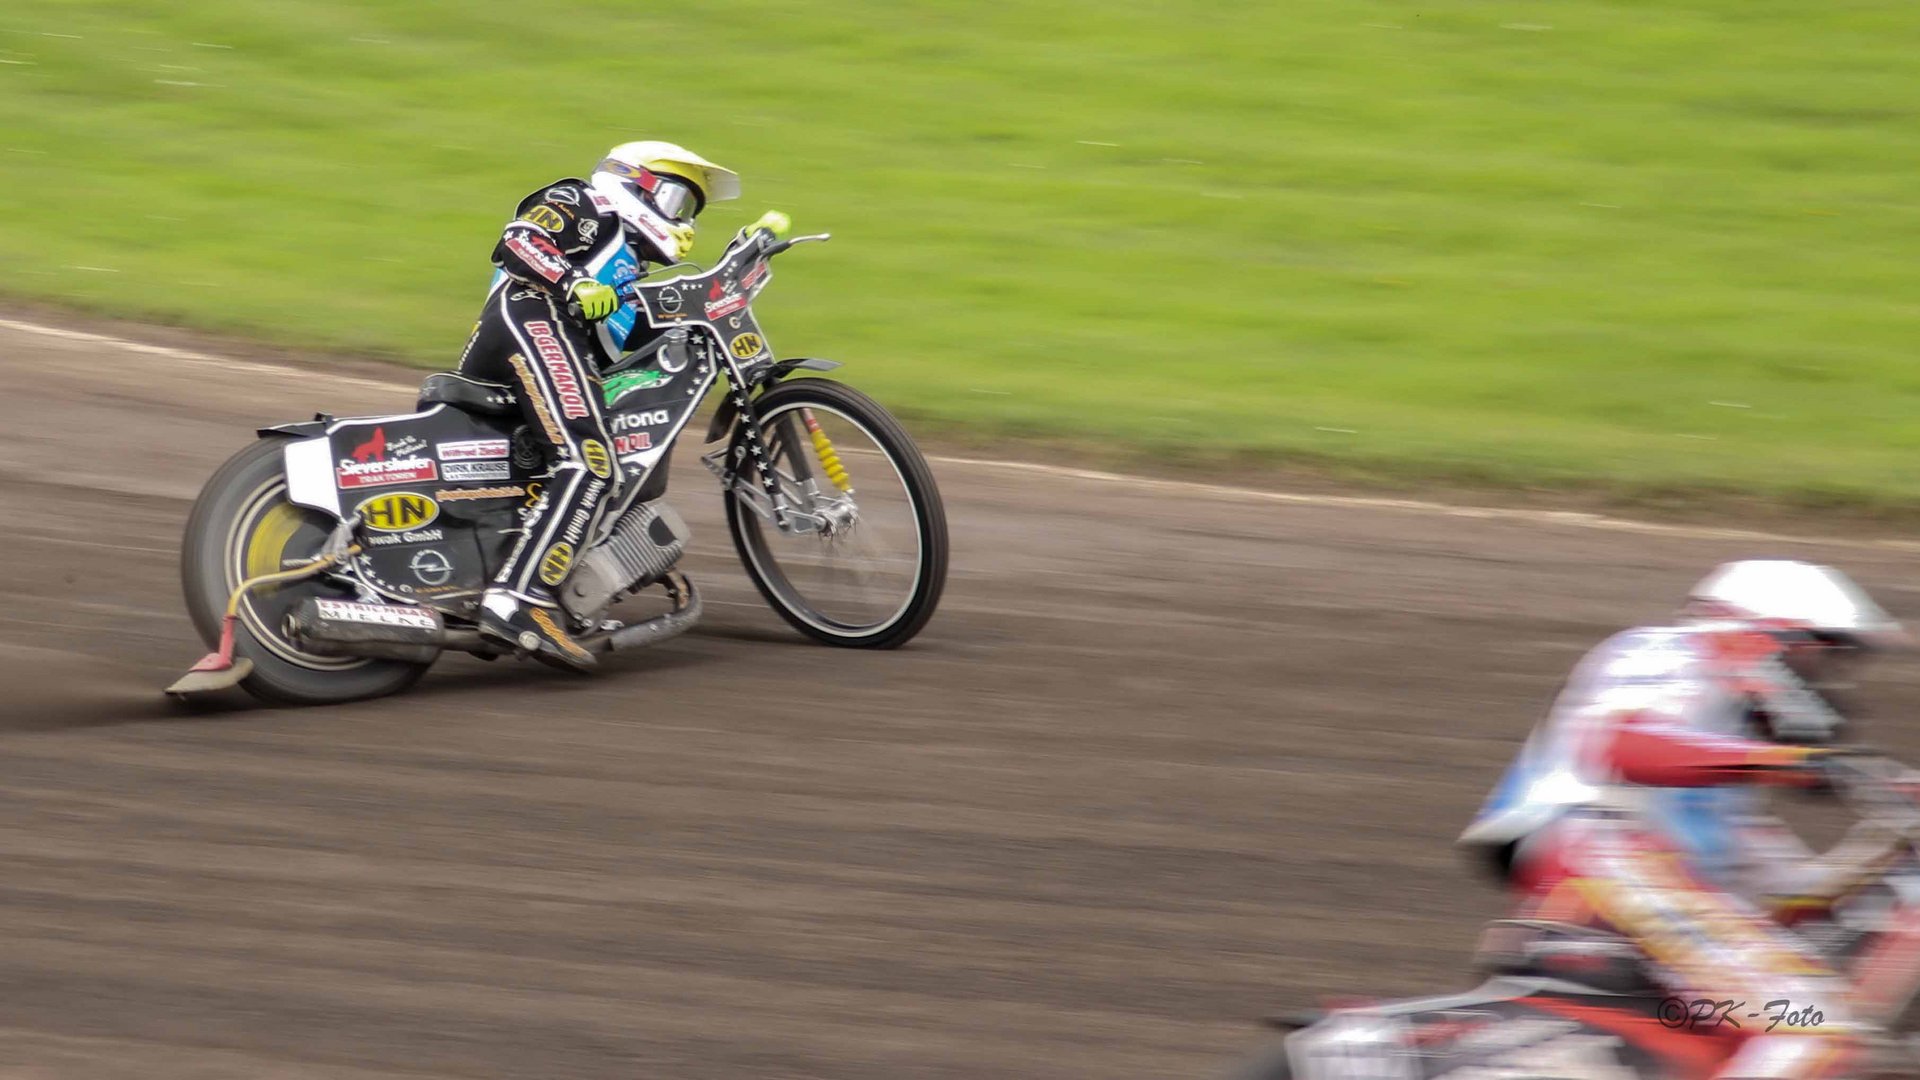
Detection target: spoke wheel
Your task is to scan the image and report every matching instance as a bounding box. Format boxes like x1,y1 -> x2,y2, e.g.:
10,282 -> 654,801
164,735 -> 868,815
724,379 -> 947,648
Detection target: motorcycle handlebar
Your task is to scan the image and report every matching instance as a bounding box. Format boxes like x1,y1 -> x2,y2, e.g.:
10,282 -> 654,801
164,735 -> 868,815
1826,752 -> 1920,829
615,231 -> 832,305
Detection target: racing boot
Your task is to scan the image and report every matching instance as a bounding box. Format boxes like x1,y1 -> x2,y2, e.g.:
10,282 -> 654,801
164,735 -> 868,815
478,590 -> 598,673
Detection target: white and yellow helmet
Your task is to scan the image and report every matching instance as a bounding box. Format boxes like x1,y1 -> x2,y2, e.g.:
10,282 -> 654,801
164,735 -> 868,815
590,140 -> 739,233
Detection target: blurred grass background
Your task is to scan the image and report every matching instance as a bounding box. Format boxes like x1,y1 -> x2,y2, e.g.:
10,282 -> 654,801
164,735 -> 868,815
1,1 -> 1917,502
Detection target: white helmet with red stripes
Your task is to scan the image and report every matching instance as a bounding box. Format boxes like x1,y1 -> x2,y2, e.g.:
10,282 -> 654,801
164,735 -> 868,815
1684,560 -> 1905,741
589,141 -> 740,261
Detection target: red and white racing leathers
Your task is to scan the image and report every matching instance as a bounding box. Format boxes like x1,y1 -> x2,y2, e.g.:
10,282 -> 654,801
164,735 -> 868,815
1469,625 -> 1865,1078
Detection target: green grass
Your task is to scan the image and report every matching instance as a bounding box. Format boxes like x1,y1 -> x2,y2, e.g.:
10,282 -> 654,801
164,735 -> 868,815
3,1 -> 1919,502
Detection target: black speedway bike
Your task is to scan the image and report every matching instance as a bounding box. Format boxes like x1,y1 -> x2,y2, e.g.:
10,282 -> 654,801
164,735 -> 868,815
169,222 -> 948,704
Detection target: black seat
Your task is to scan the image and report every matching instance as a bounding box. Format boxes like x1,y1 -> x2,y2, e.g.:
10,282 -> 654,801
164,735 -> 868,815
417,372 -> 518,418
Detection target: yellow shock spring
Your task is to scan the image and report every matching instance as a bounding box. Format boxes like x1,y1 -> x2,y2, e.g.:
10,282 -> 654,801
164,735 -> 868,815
802,409 -> 852,493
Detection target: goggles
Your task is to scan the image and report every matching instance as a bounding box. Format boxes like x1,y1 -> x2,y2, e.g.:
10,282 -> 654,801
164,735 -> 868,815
598,159 -> 705,222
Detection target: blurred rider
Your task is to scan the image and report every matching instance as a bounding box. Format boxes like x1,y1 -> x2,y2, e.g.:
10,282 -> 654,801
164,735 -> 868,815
1461,559 -> 1907,1079
456,141 -> 739,670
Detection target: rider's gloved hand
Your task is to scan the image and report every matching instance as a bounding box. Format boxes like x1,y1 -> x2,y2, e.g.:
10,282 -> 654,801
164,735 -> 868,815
732,210 -> 792,251
663,222 -> 696,261
568,278 -> 619,321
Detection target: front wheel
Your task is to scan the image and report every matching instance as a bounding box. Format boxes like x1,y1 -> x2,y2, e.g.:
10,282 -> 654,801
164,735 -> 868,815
180,437 -> 431,705
723,378 -> 948,648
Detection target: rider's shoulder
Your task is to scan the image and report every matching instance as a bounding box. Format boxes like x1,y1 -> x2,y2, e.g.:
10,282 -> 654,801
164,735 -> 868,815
1580,625 -> 1708,684
516,178 -> 612,216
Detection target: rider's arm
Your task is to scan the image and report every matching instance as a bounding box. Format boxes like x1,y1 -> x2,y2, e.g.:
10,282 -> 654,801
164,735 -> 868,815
492,181 -> 616,295
1599,709 -> 1829,788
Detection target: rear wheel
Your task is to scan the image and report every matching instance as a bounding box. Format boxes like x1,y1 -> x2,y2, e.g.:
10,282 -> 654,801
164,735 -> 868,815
723,379 -> 947,648
180,438 -> 430,705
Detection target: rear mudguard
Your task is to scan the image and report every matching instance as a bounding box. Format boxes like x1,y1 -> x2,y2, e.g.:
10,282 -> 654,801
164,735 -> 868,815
258,414 -> 335,439
704,358 -> 842,442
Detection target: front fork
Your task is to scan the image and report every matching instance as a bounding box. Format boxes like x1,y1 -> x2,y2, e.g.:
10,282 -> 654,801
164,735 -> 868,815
701,360 -> 855,536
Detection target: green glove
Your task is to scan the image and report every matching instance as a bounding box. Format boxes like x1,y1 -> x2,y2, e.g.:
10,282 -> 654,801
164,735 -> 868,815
750,210 -> 792,238
568,278 -> 618,321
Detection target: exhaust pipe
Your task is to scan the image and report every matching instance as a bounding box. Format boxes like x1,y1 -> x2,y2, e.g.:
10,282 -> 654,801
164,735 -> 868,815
286,574 -> 701,663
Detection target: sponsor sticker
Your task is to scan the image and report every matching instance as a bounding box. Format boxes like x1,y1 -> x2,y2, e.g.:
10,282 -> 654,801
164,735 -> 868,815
741,261 -> 768,290
345,426 -> 387,465
434,485 -> 527,502
356,492 -> 439,533
729,332 -> 765,360
436,438 -> 510,461
505,232 -> 569,283
443,460 -> 513,482
614,433 -> 652,454
508,354 -> 566,443
545,185 -> 581,205
408,548 -> 454,586
519,205 -> 568,232
581,439 -> 613,479
603,368 -> 670,406
524,321 -> 591,419
364,527 -> 446,548
657,285 -> 683,313
704,293 -> 748,319
314,598 -> 438,631
338,457 -> 437,490
538,542 -> 575,587
577,218 -> 599,244
587,189 -> 613,213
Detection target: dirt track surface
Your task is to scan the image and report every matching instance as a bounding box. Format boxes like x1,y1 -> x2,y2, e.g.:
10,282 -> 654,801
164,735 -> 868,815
3,315 -> 1920,1078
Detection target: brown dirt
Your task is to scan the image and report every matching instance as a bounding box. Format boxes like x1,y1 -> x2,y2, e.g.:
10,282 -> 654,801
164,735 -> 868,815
2,313 -> 1918,1078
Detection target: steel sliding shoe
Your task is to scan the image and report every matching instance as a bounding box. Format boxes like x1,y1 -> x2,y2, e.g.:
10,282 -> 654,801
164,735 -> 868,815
478,591 -> 598,673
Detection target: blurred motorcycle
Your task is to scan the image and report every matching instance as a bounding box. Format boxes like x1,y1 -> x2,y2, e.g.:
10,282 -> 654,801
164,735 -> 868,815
168,223 -> 949,704
1231,756 -> 1920,1079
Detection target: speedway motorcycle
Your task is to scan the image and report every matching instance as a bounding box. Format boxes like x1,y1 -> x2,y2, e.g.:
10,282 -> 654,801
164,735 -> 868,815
1232,757 -> 1920,1079
168,221 -> 948,705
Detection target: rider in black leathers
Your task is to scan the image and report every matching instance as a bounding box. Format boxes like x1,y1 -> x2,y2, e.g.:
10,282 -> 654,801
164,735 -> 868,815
458,140 -> 738,670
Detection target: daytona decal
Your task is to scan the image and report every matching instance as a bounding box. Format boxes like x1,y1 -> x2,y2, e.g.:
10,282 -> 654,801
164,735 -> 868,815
613,409 -> 669,431
524,321 -> 591,419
